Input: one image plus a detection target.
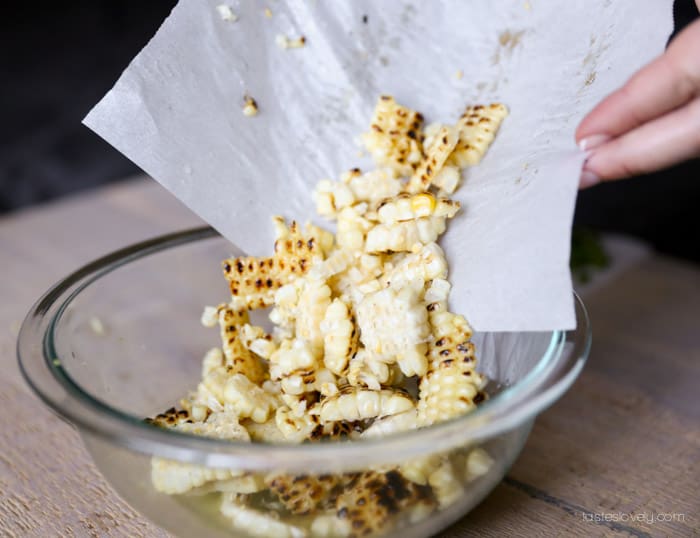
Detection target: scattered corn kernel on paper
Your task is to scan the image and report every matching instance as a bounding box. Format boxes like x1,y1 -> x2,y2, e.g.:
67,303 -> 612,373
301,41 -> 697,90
84,0 -> 672,331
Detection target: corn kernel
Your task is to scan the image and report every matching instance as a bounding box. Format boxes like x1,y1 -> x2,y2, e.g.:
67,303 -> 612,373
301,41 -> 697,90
411,192 -> 436,217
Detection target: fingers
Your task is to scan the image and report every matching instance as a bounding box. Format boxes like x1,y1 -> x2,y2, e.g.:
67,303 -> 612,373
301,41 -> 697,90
581,97 -> 700,185
577,19 -> 700,147
576,18 -> 700,187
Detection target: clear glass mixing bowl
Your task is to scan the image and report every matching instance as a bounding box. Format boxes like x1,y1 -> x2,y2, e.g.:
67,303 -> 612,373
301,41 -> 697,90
18,227 -> 591,538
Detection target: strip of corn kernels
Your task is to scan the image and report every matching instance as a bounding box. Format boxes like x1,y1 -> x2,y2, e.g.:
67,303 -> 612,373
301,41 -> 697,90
448,103 -> 508,167
318,387 -> 414,423
218,306 -> 267,384
360,96 -> 425,177
220,493 -> 307,538
407,125 -> 458,193
364,217 -> 447,254
376,193 -> 459,226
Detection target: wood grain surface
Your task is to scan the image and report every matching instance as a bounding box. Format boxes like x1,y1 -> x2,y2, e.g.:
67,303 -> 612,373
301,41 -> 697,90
1,178 -> 698,537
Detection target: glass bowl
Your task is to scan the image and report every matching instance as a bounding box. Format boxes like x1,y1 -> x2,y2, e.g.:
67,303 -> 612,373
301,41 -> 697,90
18,227 -> 591,538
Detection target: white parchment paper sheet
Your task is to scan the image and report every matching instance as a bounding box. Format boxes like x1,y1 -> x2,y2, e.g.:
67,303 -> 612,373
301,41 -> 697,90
84,0 -> 672,331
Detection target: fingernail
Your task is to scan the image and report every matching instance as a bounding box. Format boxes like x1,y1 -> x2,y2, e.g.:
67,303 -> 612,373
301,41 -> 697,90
579,134 -> 611,151
580,170 -> 600,189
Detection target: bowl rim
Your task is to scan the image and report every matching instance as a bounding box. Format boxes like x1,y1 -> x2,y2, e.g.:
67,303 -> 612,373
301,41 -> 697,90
17,226 -> 591,472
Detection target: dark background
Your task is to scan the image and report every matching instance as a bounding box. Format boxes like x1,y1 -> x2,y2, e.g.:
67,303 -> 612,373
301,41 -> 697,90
2,1 -> 698,262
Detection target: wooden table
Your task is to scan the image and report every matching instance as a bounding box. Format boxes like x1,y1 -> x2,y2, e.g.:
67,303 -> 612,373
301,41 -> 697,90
1,178 -> 698,537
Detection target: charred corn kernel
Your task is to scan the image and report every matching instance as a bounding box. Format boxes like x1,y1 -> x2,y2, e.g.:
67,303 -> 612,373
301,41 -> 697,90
305,223 -> 335,257
196,386 -> 225,414
408,502 -> 435,525
280,391 -> 318,418
340,167 -> 362,183
428,458 -> 464,508
320,298 -> 357,375
180,409 -> 251,440
313,369 -> 338,396
361,96 -> 425,177
269,339 -> 317,385
364,217 -> 447,253
219,303 -> 249,327
355,284 -> 429,376
250,338 -> 277,360
220,493 -> 307,538
312,180 -> 355,218
421,122 -> 442,149
399,454 -> 442,486
381,242 -> 447,289
331,257 -> 384,307
407,125 -> 458,193
242,96 -> 258,117
201,305 -> 220,327
270,340 -> 336,396
269,282 -> 301,330
336,205 -> 372,251
201,347 -> 225,377
274,359 -> 332,398
345,167 -> 402,205
433,165 -> 461,195
270,340 -> 310,380
216,4 -> 238,22
411,192 -> 437,215
311,419 -> 364,441
276,34 -> 306,49
239,324 -> 277,359
334,470 -> 434,537
295,279 -> 332,358
428,310 -> 473,346
267,473 -> 343,515
383,334 -> 426,378
275,406 -> 319,442
243,417 -> 287,443
465,447 -> 494,480
262,379 -> 282,394
223,373 -> 279,423
448,103 -> 508,167
198,366 -> 229,404
145,406 -> 194,429
151,459 -> 243,495
310,513 -> 352,537
315,188 -> 339,219
319,379 -> 340,397
424,278 -> 451,306
346,349 -> 404,390
192,473 -> 265,495
347,351 -> 385,391
222,219 -> 323,310
280,370 -> 319,396
359,253 -> 384,275
238,323 -> 266,346
376,193 -> 414,223
308,248 -> 355,281
361,409 -> 419,438
218,306 -> 267,384
318,387 -> 413,423
357,276 -> 382,295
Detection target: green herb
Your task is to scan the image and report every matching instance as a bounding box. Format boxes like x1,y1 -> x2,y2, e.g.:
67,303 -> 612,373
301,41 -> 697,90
570,226 -> 610,283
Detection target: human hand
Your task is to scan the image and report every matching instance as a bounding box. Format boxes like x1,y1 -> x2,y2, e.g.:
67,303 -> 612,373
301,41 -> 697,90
576,17 -> 700,188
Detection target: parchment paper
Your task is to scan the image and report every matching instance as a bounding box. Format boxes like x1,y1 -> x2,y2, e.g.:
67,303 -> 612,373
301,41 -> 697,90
84,0 -> 673,331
